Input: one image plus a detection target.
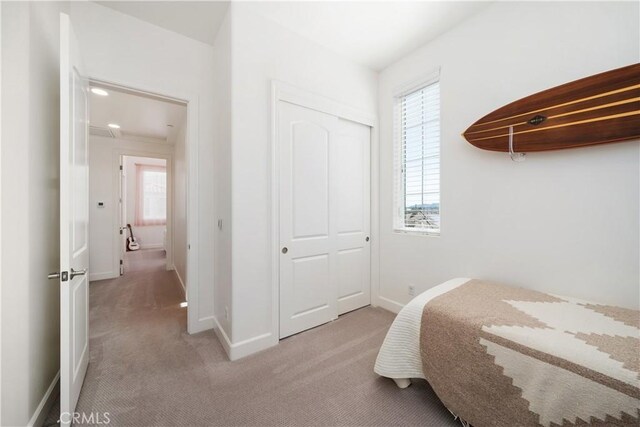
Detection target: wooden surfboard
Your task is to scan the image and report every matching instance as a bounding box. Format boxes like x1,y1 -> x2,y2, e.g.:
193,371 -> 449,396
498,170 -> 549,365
462,63 -> 640,152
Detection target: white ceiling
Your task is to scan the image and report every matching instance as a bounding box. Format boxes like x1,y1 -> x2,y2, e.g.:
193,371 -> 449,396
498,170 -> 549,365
94,1 -> 489,71
89,86 -> 187,144
250,1 -> 491,71
95,1 -> 230,45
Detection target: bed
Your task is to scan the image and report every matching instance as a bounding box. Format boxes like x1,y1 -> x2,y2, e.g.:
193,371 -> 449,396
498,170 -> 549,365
374,278 -> 640,427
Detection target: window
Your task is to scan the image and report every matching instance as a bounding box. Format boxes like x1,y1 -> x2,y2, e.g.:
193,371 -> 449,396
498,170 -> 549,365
394,80 -> 440,235
135,164 -> 167,226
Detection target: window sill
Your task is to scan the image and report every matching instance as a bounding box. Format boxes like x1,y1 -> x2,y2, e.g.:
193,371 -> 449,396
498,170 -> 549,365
393,228 -> 440,237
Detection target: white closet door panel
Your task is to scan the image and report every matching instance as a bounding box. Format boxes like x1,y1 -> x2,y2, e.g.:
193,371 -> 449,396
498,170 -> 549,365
337,247 -> 365,298
279,101 -> 338,338
335,135 -> 364,234
335,118 -> 371,315
292,122 -> 329,239
291,254 -> 330,317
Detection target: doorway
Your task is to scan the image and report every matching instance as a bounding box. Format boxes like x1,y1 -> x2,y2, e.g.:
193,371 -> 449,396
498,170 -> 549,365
87,84 -> 188,291
120,155 -> 169,276
57,13 -> 201,423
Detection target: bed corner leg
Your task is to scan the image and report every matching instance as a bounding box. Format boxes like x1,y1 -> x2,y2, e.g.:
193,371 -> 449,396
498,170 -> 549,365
392,378 -> 411,389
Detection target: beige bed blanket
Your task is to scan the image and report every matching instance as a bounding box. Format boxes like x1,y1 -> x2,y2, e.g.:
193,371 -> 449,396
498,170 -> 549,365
420,280 -> 640,427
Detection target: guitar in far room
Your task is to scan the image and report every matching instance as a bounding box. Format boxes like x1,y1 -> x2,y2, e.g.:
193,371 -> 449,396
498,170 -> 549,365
126,224 -> 140,251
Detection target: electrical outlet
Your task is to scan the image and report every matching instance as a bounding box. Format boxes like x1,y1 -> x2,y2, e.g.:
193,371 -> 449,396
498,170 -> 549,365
408,285 -> 416,297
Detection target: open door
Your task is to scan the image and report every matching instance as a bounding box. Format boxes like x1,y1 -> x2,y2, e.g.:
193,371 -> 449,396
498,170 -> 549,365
59,12 -> 90,424
119,156 -> 126,275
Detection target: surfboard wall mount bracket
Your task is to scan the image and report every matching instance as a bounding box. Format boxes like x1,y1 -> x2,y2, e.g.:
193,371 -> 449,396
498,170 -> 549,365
509,125 -> 526,162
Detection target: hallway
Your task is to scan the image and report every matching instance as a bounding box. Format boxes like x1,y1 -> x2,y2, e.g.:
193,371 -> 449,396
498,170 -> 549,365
45,249 -> 194,425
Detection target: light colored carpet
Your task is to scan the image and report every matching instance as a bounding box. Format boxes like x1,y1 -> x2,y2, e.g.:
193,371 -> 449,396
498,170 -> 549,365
46,249 -> 457,426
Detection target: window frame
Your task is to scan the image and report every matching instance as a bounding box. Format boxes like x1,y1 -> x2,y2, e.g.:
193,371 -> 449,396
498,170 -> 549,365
393,71 -> 441,237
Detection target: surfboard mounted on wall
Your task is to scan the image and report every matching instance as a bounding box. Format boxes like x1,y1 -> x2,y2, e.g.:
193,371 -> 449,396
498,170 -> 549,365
462,63 -> 640,155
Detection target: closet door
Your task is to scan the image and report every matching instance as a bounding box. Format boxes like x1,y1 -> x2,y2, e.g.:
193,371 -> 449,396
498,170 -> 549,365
335,119 -> 371,315
278,102 -> 372,338
279,101 -> 339,338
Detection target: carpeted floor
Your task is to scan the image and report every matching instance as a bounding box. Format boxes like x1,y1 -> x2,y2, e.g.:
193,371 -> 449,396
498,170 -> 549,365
45,249 -> 457,426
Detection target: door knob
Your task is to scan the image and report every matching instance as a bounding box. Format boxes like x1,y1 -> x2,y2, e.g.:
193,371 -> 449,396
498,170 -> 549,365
366,236 -> 370,242
282,247 -> 288,254
48,272 -> 61,280
70,268 -> 87,279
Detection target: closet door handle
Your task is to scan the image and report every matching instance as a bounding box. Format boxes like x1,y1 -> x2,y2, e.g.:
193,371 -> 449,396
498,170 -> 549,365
281,247 -> 288,254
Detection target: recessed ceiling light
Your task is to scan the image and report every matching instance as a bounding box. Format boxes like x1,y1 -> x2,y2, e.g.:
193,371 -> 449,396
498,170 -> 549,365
91,88 -> 109,96
108,123 -> 120,129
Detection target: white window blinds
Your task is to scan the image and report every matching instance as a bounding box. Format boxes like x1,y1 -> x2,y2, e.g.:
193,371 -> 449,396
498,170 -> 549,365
394,80 -> 441,234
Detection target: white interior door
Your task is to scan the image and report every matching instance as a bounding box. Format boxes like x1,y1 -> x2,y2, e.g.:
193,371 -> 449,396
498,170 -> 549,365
279,102 -> 371,339
279,101 -> 339,338
335,119 -> 371,315
59,13 -> 90,424
119,156 -> 126,275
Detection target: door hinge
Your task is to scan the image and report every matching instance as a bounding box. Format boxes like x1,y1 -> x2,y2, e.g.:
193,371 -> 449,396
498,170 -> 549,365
119,228 -> 123,235
119,165 -> 123,171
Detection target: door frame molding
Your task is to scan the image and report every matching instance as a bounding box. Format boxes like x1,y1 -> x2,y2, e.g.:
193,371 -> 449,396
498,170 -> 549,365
270,81 -> 379,345
88,77 -> 203,334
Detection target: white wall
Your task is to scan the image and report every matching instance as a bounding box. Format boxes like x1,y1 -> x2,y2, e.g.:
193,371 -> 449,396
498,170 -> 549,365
173,124 -> 188,292
212,8 -> 233,350
89,137 -> 173,281
223,4 -> 378,355
1,2 -> 66,425
70,2 -> 216,331
377,1 -> 640,311
124,155 -> 166,249
0,4 -> 3,423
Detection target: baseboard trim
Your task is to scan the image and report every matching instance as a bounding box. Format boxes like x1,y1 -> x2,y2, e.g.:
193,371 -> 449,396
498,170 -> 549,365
213,318 -> 277,361
213,317 -> 232,357
28,371 -> 59,427
375,296 -> 405,314
89,271 -> 118,282
188,315 -> 215,335
230,332 -> 277,360
174,269 -> 186,296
